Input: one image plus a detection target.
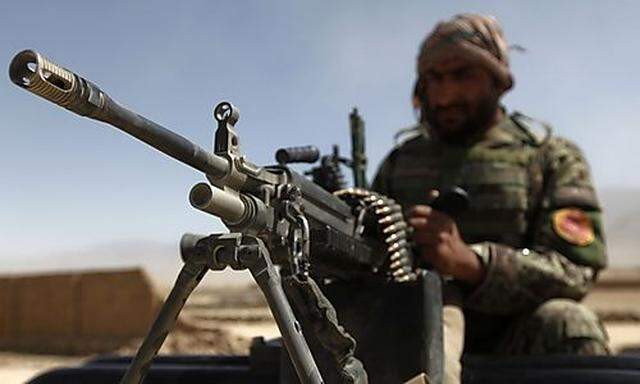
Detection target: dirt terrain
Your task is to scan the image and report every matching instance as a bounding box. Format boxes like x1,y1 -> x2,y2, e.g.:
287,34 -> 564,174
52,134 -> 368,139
4,270 -> 640,384
0,285 -> 277,383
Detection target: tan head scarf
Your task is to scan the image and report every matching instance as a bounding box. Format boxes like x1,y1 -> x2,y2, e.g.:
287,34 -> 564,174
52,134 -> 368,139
417,14 -> 514,93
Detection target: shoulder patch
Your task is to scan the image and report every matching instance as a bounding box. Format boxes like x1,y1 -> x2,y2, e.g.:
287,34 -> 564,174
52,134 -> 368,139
511,112 -> 552,146
552,208 -> 595,246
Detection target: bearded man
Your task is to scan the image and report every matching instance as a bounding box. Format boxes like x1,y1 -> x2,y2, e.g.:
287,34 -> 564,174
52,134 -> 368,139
372,14 -> 610,384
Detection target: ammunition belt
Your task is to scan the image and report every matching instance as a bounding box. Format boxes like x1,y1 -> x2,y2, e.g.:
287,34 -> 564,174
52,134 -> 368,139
334,188 -> 417,283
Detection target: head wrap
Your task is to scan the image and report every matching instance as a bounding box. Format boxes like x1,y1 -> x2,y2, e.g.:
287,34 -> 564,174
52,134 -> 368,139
417,14 -> 514,93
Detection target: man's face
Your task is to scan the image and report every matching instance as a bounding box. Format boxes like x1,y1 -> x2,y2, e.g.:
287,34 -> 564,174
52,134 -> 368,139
421,57 -> 500,142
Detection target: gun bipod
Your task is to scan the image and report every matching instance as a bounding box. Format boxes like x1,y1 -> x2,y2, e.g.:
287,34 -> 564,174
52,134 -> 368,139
119,233 -> 323,384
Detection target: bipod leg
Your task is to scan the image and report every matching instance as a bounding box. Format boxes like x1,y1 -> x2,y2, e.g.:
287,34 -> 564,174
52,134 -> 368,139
223,235 -> 323,384
119,261 -> 207,384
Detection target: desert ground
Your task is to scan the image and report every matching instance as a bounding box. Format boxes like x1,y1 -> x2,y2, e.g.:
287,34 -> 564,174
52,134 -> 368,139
2,269 -> 640,384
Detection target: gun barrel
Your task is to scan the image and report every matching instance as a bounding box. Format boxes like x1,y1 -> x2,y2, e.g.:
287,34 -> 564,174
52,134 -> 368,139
189,183 -> 246,223
9,49 -> 230,178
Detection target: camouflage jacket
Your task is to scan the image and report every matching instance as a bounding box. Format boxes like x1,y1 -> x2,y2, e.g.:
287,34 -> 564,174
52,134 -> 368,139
372,112 -> 607,316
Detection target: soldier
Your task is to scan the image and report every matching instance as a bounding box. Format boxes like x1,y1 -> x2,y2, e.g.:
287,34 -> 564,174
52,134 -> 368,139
372,14 -> 610,384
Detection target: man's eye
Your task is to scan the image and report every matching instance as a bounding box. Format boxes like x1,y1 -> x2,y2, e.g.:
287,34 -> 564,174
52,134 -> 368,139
454,70 -> 473,80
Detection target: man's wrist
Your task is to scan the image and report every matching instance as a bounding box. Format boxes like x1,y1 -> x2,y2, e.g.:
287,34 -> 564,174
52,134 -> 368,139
455,245 -> 486,286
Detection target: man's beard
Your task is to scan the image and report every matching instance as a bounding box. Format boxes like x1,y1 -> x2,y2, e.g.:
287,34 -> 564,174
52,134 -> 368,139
423,94 -> 499,144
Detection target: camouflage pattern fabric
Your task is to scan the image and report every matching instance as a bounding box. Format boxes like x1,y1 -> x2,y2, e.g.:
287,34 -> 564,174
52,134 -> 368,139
372,112 -> 609,355
283,275 -> 368,384
417,14 -> 514,94
494,299 -> 610,355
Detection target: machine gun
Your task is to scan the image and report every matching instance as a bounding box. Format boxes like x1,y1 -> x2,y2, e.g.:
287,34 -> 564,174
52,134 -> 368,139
10,49 -> 429,384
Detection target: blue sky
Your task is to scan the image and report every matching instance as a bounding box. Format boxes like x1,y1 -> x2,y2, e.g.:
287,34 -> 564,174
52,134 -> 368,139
1,1 -> 639,272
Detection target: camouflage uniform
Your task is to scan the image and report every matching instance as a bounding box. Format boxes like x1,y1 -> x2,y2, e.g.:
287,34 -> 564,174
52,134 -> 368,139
372,113 -> 610,356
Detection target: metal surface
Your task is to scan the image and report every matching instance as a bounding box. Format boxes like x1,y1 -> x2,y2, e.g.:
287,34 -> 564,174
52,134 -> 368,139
189,182 -> 247,224
9,49 -> 385,279
241,237 -> 323,384
9,49 -> 230,179
349,108 -> 367,188
276,146 -> 321,165
335,187 -> 417,282
120,233 -> 323,384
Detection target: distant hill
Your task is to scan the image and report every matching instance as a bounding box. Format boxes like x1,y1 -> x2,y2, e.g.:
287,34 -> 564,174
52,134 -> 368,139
0,239 -> 253,289
600,188 -> 640,266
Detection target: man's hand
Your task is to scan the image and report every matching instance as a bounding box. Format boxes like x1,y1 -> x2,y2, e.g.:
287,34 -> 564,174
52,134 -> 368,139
408,204 -> 485,286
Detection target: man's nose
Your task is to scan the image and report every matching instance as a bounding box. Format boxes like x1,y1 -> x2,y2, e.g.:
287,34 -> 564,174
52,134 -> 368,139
434,78 -> 462,107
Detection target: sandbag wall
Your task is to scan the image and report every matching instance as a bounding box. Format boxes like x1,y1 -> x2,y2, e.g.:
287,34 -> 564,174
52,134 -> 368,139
0,268 -> 161,354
